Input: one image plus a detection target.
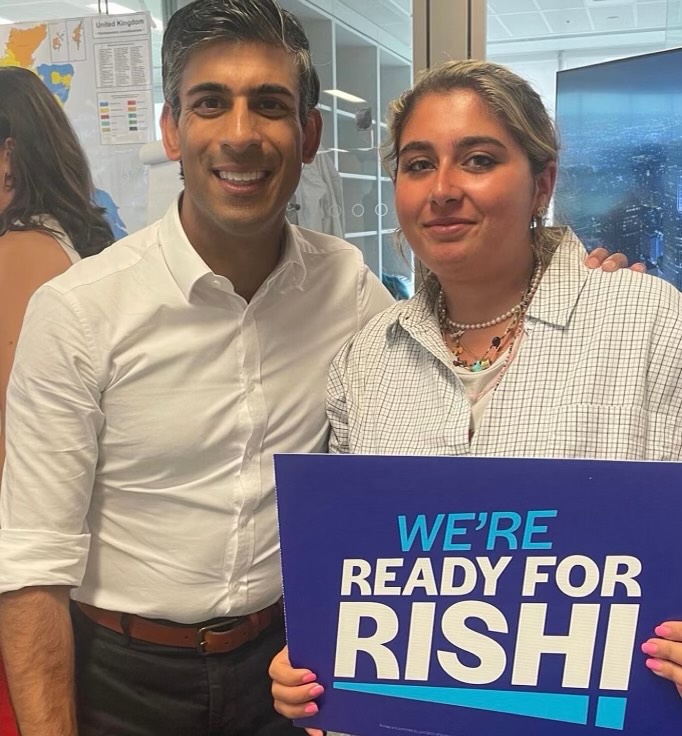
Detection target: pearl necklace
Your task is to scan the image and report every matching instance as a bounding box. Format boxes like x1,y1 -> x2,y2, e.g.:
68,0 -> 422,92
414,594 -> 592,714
437,262 -> 542,335
438,262 -> 543,373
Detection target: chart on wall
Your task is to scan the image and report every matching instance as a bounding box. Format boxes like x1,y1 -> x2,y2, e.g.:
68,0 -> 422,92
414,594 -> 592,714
0,12 -> 155,239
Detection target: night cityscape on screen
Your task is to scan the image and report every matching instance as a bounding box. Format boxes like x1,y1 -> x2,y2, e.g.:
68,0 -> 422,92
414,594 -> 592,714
555,48 -> 682,287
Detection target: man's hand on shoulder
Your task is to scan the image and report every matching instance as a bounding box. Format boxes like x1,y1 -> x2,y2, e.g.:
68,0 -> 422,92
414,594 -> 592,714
584,247 -> 647,273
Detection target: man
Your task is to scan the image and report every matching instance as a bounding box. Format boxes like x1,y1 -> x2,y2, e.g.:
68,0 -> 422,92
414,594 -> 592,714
0,1 -> 638,735
0,2 -> 392,735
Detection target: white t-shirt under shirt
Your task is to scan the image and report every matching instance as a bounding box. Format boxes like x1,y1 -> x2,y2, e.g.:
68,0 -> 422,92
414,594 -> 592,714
454,358 -> 506,435
37,216 -> 80,265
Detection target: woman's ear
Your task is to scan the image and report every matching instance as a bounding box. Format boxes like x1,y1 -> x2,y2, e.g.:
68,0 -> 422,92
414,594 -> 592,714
535,160 -> 557,210
1,136 -> 15,190
1,136 -> 15,158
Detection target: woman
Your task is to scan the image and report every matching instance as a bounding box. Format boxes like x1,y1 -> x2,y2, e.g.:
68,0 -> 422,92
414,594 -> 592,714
0,65 -> 114,735
270,59 -> 682,730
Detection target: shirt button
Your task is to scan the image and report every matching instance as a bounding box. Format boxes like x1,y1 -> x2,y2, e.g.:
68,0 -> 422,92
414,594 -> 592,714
245,450 -> 253,462
247,383 -> 256,393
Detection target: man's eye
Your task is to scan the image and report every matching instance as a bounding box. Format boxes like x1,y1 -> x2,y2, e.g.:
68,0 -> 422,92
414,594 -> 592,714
258,98 -> 288,114
193,97 -> 224,114
401,159 -> 433,174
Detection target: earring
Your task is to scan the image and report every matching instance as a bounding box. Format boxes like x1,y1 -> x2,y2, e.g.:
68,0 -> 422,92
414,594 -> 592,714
535,204 -> 547,219
3,172 -> 14,190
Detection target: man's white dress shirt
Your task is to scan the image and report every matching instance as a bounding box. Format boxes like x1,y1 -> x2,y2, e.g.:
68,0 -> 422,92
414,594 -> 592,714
0,200 -> 393,622
328,228 -> 682,460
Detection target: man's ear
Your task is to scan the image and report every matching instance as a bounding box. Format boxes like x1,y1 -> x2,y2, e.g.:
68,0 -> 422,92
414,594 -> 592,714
160,102 -> 182,162
302,108 -> 322,164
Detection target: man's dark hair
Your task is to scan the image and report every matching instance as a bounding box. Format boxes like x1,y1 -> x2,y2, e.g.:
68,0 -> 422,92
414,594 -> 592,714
162,0 -> 319,125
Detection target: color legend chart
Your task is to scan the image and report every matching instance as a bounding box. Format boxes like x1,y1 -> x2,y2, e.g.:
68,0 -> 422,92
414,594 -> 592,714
99,98 -> 111,137
127,98 -> 138,131
97,90 -> 151,144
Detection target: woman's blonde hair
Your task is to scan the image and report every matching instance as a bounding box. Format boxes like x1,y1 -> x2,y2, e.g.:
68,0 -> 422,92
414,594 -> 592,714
383,59 -> 562,266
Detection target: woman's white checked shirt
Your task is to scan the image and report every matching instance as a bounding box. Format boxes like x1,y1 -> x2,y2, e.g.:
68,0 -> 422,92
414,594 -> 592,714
328,229 -> 682,461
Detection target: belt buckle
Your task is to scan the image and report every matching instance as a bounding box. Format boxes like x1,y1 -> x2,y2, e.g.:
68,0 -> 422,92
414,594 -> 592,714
197,617 -> 242,654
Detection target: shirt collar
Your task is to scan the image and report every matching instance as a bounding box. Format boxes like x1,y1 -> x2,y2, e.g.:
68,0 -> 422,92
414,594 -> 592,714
159,198 -> 214,301
158,198 -> 307,302
391,277 -> 465,372
392,276 -> 448,359
274,220 -> 307,293
526,227 -> 588,328
392,227 -> 587,337
396,276 -> 439,333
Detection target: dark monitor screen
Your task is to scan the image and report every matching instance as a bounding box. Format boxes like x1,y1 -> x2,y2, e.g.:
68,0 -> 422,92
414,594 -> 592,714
554,47 -> 682,288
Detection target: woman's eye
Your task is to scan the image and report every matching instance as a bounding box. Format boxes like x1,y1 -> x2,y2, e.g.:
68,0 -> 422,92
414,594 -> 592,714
465,154 -> 495,170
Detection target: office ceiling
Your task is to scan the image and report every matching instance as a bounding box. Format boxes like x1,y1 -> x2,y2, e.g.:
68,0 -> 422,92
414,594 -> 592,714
488,0 -> 678,43
0,0 -> 161,25
0,0 -> 679,50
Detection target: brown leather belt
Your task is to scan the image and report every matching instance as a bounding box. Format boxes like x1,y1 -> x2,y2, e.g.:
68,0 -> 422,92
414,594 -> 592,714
76,600 -> 283,655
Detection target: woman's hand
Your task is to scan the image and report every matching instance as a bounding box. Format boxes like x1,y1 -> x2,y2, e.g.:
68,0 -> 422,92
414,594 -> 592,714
642,621 -> 682,696
584,247 -> 646,273
269,645 -> 325,736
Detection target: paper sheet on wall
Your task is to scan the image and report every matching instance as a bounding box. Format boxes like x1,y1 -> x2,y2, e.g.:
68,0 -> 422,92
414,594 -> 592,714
0,12 -> 155,238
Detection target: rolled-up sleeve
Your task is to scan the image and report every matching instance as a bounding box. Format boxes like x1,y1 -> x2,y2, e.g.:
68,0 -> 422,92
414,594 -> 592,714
0,284 -> 103,593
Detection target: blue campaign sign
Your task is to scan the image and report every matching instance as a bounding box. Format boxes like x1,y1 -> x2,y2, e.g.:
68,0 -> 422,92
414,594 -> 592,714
274,454 -> 682,736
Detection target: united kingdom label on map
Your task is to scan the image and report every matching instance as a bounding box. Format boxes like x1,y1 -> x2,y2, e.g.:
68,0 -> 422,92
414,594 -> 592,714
0,12 -> 155,235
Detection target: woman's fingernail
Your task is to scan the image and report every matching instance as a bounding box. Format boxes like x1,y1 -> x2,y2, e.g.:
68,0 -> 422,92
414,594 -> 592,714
655,624 -> 672,637
301,672 -> 316,684
304,703 -> 319,714
641,642 -> 658,656
646,658 -> 663,672
309,684 -> 324,697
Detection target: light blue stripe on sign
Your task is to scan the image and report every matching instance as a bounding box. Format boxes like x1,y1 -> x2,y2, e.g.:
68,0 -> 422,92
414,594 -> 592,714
595,696 -> 627,730
333,682 -> 589,725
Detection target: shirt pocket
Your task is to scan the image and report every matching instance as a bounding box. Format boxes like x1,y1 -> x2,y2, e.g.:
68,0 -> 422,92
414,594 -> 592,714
549,403 -> 671,460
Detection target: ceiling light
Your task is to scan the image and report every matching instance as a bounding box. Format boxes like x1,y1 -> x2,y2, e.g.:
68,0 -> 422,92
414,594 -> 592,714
0,17 -> 12,24
324,89 -> 366,104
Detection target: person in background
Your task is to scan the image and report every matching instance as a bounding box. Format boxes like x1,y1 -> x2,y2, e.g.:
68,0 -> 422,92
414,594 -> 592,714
269,59 -> 682,731
0,65 -> 113,736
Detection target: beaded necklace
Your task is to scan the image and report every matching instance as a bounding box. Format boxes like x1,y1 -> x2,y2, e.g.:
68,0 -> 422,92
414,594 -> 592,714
437,262 -> 542,372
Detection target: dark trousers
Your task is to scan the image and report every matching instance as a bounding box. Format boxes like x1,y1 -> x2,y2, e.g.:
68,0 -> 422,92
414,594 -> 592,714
72,603 -> 304,736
